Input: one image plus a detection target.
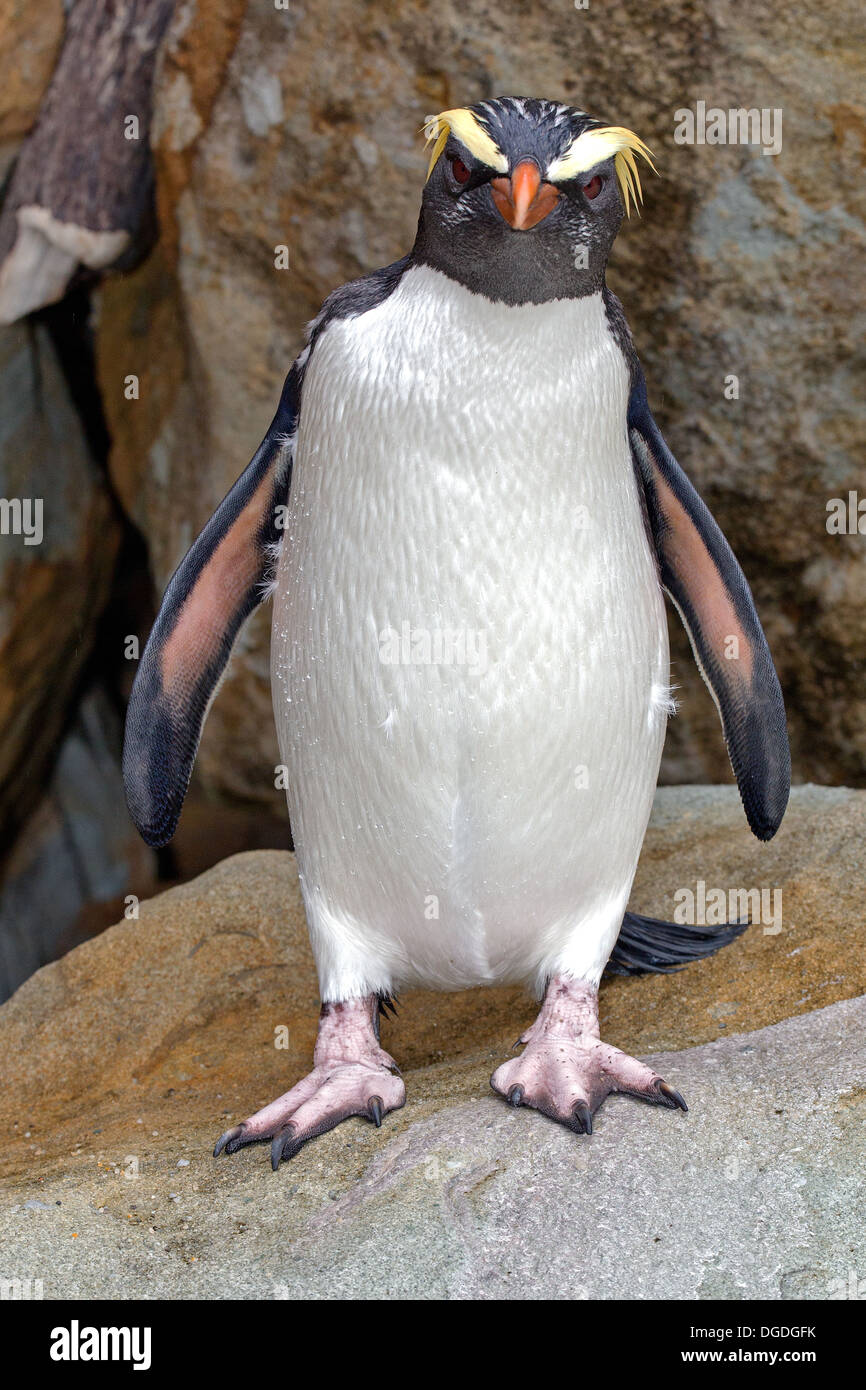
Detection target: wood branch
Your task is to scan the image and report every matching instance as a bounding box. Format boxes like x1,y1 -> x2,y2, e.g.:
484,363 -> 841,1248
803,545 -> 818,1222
0,0 -> 175,325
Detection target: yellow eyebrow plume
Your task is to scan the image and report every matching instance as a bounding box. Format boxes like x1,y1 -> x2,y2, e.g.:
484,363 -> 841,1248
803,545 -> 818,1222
546,126 -> 657,216
422,108 -> 508,179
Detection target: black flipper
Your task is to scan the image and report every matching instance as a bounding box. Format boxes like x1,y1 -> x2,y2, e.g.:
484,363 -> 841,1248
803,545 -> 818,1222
605,910 -> 747,977
122,361 -> 301,847
627,366 -> 790,841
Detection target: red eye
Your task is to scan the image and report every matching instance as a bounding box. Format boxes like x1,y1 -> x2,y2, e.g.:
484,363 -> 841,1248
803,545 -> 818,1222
451,157 -> 470,185
583,175 -> 603,199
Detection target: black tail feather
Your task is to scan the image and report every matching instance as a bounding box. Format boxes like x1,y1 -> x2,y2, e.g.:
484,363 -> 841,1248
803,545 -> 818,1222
605,911 -> 748,977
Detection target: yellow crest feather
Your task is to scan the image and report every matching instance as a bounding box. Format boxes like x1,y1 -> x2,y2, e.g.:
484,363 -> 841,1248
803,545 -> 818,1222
546,126 -> 657,216
423,108 -> 508,179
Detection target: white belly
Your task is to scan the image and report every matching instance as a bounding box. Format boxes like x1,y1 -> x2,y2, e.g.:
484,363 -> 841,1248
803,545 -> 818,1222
271,267 -> 669,998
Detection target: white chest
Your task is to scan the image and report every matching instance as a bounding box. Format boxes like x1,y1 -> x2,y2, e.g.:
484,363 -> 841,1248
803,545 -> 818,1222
280,266 -> 655,656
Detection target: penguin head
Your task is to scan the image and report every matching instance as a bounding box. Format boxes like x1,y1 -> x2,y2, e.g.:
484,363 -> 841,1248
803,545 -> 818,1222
413,97 -> 655,305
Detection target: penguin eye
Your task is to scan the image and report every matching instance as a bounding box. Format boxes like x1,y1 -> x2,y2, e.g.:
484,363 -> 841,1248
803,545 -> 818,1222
582,175 -> 603,200
451,157 -> 471,185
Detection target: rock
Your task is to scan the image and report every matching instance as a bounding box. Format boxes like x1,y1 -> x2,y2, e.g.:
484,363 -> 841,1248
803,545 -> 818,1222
3,998 -> 864,1300
94,0 -> 866,814
0,0 -> 64,156
0,688 -> 156,1001
0,321 -> 120,852
0,785 -> 863,1298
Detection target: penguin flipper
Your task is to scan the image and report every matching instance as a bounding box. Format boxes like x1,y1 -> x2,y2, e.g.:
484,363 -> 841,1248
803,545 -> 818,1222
628,367 -> 790,841
122,363 -> 301,848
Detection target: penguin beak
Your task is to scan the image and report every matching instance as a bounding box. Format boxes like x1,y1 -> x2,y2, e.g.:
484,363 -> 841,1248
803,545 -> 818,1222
490,160 -> 559,230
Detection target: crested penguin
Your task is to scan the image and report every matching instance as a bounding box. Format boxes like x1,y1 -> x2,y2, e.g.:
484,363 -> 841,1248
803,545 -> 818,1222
123,97 -> 790,1168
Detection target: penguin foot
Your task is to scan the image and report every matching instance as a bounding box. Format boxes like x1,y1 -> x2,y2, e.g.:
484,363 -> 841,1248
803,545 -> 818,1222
214,995 -> 405,1169
490,974 -> 687,1134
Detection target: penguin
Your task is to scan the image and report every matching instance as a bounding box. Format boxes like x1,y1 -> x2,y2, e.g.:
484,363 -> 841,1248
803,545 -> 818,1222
123,97 -> 790,1169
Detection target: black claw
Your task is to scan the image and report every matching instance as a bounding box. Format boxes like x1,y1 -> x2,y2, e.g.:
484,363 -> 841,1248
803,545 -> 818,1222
270,1132 -> 285,1172
659,1081 -> 688,1112
572,1101 -> 593,1135
270,1125 -> 300,1172
507,1084 -> 524,1108
214,1125 -> 242,1158
368,1096 -> 383,1128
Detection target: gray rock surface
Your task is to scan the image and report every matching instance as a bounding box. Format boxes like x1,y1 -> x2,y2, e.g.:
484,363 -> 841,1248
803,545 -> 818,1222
1,783 -> 863,1300
1,996 -> 862,1300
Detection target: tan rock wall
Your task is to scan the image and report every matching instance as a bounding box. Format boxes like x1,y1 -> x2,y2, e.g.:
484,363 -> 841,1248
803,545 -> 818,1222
0,0 -> 64,149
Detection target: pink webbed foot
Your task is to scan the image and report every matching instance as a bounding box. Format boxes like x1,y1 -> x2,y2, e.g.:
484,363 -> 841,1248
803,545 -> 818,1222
214,995 -> 405,1169
491,976 -> 687,1135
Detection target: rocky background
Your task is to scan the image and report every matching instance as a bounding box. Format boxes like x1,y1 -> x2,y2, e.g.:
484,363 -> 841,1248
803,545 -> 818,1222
0,0 -> 863,997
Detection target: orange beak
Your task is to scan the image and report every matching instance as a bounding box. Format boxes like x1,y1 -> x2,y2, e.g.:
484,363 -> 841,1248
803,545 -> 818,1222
491,160 -> 559,230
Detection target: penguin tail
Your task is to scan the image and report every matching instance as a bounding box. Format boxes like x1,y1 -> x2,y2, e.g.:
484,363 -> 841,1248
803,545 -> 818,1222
605,910 -> 748,977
